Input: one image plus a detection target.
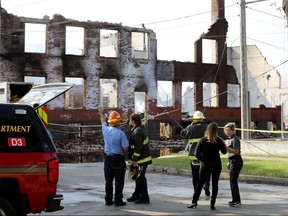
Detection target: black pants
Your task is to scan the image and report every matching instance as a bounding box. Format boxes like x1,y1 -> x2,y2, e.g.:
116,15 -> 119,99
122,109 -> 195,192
229,156 -> 243,203
131,163 -> 149,201
192,162 -> 222,206
104,154 -> 126,203
191,162 -> 210,193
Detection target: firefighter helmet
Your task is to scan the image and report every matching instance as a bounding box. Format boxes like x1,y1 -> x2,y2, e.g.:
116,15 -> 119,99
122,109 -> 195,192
107,111 -> 122,123
192,111 -> 205,119
128,165 -> 141,181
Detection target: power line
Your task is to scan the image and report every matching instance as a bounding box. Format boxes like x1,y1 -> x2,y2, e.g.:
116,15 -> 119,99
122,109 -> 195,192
248,36 -> 287,50
4,0 -> 48,10
129,3 -> 238,27
247,5 -> 284,19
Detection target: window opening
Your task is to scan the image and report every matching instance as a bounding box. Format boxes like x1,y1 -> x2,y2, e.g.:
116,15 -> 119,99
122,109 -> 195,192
203,82 -> 218,107
131,32 -> 148,59
157,81 -> 172,107
202,39 -> 217,64
182,82 -> 195,116
134,91 -> 146,114
100,29 -> 119,57
25,23 -> 46,53
65,26 -> 84,55
24,76 -> 46,85
65,77 -> 85,109
100,79 -> 118,108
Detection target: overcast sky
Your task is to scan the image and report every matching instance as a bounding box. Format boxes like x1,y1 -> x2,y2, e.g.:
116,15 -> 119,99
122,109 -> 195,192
2,0 -> 287,84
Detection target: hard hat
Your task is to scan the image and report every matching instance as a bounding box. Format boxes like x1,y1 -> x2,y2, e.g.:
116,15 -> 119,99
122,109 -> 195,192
128,165 -> 141,181
192,111 -> 205,119
107,111 -> 122,123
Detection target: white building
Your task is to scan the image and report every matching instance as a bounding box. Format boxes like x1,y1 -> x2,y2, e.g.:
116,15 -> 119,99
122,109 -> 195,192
227,45 -> 287,129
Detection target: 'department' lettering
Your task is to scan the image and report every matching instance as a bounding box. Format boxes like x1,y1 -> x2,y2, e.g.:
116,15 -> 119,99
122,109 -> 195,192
0,125 -> 31,133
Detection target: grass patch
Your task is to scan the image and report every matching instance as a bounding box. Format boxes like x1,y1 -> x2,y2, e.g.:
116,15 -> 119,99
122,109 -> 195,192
152,155 -> 288,178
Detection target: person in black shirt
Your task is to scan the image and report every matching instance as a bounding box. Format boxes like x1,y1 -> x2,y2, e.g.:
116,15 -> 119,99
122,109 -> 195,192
187,122 -> 227,210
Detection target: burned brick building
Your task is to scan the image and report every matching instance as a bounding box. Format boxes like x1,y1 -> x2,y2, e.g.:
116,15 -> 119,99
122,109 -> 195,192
0,0 -> 281,141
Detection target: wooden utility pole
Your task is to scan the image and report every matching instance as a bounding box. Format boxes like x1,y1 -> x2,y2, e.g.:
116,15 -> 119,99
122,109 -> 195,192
240,0 -> 250,139
240,0 -> 270,139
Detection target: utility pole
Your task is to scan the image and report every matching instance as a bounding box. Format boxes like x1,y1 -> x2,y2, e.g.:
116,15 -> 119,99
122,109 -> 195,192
240,0 -> 270,139
240,0 -> 250,139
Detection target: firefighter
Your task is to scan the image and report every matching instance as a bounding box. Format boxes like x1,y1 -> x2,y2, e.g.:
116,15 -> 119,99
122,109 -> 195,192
127,113 -> 152,204
181,111 -> 211,197
99,109 -> 129,207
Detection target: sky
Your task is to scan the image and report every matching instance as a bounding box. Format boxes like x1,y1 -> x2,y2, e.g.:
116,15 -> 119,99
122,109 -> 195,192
1,0 -> 287,85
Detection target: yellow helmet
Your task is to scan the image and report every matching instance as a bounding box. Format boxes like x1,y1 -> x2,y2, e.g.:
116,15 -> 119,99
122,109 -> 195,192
128,165 -> 141,181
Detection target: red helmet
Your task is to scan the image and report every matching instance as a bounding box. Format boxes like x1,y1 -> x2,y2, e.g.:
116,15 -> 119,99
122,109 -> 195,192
108,111 -> 122,123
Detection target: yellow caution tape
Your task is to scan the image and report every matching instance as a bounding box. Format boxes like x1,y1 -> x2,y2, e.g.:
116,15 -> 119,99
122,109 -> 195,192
219,126 -> 288,134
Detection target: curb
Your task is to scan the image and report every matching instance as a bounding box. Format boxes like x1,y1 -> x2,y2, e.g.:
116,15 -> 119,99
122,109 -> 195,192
147,165 -> 288,186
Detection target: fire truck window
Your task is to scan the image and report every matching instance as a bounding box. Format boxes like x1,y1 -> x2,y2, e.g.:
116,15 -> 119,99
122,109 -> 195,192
0,119 -> 43,152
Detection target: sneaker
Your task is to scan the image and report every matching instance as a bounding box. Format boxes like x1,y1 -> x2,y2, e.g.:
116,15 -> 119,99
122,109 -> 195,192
114,200 -> 127,207
134,199 -> 150,204
105,201 -> 114,206
229,201 -> 241,207
228,201 -> 234,205
203,186 -> 210,197
127,196 -> 139,202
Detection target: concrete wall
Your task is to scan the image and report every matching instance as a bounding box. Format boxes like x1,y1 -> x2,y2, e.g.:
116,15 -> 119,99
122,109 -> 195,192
241,139 -> 288,156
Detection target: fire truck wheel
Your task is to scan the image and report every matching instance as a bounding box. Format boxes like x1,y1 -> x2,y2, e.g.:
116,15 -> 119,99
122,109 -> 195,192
0,196 -> 16,216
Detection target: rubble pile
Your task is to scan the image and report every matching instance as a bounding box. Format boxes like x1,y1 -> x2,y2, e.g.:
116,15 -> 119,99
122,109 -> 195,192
54,138 -> 187,163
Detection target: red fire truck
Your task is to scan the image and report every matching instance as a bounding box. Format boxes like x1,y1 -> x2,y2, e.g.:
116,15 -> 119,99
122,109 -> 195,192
0,83 -> 72,215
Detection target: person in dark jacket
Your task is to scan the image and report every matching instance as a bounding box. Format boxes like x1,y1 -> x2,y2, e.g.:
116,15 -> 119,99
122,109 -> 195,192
181,111 -> 210,197
188,122 -> 227,210
127,113 -> 152,204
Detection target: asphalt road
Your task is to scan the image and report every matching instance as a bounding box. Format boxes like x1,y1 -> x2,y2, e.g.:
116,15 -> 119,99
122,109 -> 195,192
30,162 -> 288,215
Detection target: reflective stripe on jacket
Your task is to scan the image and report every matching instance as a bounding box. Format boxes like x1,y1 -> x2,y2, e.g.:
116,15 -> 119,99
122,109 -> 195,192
181,122 -> 207,164
128,125 -> 152,165
188,138 -> 201,144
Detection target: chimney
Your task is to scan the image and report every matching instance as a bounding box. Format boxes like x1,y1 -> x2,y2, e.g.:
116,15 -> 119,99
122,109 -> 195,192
211,0 -> 225,23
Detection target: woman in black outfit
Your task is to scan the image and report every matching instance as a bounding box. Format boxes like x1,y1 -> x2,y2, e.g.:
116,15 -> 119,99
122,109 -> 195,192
188,122 -> 227,210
